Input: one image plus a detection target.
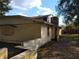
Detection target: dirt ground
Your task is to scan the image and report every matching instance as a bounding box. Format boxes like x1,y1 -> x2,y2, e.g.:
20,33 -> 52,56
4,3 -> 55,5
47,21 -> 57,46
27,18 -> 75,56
37,39 -> 79,59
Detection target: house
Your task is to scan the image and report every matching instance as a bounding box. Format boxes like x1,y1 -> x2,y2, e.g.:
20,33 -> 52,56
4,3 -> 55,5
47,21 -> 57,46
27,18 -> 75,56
0,15 -> 60,50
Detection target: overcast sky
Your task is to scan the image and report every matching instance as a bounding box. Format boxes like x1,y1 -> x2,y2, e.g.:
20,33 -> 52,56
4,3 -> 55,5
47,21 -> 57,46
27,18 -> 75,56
6,0 -> 63,25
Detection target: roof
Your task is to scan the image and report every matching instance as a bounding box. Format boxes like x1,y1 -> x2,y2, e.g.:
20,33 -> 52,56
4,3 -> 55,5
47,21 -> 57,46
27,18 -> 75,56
0,15 -> 59,27
0,15 -> 31,25
30,14 -> 51,18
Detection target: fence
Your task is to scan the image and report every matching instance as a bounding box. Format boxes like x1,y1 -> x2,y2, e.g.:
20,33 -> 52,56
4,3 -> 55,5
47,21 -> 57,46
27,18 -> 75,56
62,28 -> 79,34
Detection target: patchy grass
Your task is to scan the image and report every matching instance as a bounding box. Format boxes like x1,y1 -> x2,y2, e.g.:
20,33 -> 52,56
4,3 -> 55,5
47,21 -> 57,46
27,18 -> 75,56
60,34 -> 79,40
61,34 -> 79,37
37,35 -> 79,59
38,40 -> 79,59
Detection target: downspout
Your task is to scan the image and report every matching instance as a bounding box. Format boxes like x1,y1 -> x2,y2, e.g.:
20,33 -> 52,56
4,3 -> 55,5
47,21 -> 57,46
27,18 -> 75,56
55,27 -> 57,41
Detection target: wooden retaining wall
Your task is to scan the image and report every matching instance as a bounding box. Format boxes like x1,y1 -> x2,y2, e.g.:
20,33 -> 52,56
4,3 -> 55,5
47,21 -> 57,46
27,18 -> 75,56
0,48 -> 37,59
10,50 -> 37,59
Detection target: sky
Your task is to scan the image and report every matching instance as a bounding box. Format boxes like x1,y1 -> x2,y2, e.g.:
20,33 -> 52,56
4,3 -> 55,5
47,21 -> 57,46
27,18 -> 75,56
6,0 -> 63,25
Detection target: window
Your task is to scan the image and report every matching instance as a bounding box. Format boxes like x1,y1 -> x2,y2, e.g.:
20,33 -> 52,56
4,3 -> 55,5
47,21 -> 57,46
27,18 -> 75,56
0,25 -> 16,36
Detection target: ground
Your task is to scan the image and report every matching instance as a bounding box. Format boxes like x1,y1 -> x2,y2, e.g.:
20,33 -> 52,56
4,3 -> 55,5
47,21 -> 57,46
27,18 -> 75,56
37,36 -> 79,59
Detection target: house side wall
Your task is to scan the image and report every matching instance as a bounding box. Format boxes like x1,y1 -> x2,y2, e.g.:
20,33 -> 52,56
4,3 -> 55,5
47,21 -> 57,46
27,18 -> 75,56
0,23 -> 41,44
23,25 -> 56,50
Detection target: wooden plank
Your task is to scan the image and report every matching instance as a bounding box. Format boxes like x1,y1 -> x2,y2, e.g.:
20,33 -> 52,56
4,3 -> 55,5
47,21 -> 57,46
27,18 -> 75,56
0,48 -> 8,59
10,50 -> 37,59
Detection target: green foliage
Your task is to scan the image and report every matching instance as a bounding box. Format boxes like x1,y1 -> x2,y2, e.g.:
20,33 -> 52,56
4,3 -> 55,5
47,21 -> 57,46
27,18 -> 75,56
57,0 -> 79,26
0,0 -> 11,16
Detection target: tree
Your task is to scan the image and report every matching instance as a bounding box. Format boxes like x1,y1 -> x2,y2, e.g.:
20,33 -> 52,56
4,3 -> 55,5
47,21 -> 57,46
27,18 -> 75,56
0,0 -> 11,16
57,0 -> 79,26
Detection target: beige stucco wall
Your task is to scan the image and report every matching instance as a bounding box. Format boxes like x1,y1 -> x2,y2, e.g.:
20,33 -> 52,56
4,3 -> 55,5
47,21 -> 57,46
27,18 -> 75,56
40,25 -> 53,46
0,23 -> 41,43
35,25 -> 56,47
59,29 -> 62,35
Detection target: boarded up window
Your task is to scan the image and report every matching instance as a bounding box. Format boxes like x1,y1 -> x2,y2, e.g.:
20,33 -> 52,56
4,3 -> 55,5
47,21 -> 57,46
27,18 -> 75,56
0,25 -> 16,36
43,16 -> 47,21
47,27 -> 49,36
